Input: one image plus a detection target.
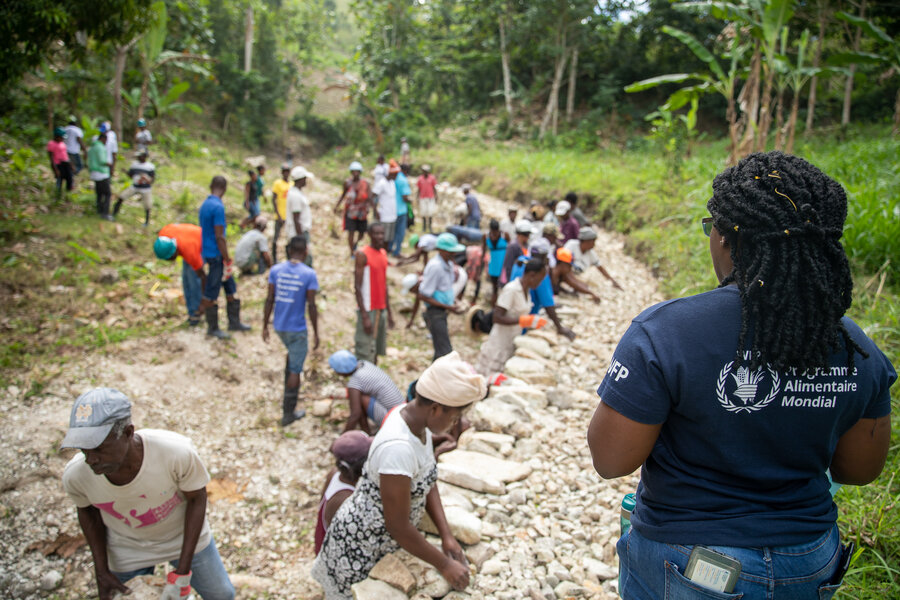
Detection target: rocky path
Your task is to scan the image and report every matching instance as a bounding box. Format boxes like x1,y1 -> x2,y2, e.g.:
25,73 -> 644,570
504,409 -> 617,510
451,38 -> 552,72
0,173 -> 662,599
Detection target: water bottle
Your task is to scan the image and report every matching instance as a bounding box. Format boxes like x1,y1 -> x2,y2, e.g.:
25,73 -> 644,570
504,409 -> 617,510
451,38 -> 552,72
620,493 -> 636,537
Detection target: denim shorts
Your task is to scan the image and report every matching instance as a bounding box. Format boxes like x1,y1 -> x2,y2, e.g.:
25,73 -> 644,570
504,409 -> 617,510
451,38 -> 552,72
618,523 -> 844,600
277,329 -> 308,374
248,199 -> 260,218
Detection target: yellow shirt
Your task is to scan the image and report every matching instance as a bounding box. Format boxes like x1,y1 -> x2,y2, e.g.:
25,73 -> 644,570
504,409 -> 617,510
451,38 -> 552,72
271,178 -> 291,219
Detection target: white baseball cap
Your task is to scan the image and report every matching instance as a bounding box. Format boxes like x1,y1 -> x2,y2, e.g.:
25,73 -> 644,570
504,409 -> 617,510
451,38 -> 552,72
555,200 -> 572,216
290,166 -> 313,180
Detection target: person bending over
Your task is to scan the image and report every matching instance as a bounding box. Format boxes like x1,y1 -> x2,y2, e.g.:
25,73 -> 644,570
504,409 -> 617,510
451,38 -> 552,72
328,350 -> 405,434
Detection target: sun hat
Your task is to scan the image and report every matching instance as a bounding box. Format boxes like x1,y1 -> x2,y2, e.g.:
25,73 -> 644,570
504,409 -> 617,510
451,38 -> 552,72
556,247 -> 573,264
401,273 -> 419,294
436,232 -> 465,253
555,200 -> 572,216
415,351 -> 486,407
421,164 -> 431,172
408,234 -> 420,249
137,118 -> 146,127
61,388 -> 132,449
508,205 -> 519,213
328,350 -> 358,375
578,227 -> 598,241
464,305 -> 483,339
290,166 -> 313,180
530,238 -> 552,256
515,220 -> 533,234
330,430 -> 372,463
542,222 -> 560,237
349,161 -> 363,172
254,215 -> 268,228
153,236 -> 177,260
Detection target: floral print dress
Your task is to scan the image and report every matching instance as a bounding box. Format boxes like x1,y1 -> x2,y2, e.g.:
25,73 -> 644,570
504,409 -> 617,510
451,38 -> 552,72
312,419 -> 437,600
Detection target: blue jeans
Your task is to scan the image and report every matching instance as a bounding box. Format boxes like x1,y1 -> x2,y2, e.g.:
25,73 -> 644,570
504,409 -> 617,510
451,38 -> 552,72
112,538 -> 234,600
390,213 -> 408,256
277,329 -> 309,374
182,261 -> 202,317
618,524 -> 844,600
203,256 -> 237,301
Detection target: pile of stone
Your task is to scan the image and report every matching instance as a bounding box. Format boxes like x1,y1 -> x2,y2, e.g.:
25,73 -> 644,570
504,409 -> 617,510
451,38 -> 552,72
349,328 -> 637,600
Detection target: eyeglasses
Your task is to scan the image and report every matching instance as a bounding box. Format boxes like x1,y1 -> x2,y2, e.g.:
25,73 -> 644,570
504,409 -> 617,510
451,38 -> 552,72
701,217 -> 714,237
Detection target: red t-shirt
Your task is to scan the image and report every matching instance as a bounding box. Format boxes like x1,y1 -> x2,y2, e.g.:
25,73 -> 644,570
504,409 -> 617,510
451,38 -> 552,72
361,245 -> 388,311
159,223 -> 203,271
46,140 -> 69,165
417,174 -> 437,198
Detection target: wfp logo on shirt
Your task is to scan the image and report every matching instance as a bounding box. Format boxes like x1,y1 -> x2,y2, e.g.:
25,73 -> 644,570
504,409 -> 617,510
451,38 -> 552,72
716,360 -> 781,414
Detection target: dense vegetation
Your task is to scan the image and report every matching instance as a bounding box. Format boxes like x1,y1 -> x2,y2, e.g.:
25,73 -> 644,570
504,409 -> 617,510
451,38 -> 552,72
1,0 -> 898,597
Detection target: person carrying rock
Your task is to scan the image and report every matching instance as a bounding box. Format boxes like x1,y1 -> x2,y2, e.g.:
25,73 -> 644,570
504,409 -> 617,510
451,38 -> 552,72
263,235 -> 320,426
233,215 -> 272,275
419,233 -> 466,361
312,352 -> 482,599
315,430 -> 373,555
334,161 -> 371,256
197,176 -> 251,338
563,226 -> 623,290
61,388 -> 235,600
354,223 -> 394,365
588,152 -> 895,599
473,258 -> 547,378
154,223 -> 206,326
328,350 -> 405,434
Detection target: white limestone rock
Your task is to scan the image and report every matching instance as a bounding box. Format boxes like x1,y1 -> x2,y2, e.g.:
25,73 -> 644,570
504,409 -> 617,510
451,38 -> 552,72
351,578 -> 409,600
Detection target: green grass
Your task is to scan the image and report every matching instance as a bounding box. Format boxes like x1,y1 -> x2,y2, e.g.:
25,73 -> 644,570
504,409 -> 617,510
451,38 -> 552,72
314,126 -> 900,598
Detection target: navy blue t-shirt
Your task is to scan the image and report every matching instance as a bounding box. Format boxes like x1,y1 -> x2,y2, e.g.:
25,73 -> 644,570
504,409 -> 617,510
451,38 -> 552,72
597,285 -> 895,547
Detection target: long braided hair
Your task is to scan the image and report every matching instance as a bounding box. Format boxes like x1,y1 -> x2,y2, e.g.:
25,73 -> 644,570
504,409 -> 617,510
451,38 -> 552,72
708,151 -> 867,372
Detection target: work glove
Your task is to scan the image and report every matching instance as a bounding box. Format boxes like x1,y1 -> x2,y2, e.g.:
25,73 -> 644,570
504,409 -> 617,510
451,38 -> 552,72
222,260 -> 235,282
519,315 -> 547,329
160,571 -> 191,599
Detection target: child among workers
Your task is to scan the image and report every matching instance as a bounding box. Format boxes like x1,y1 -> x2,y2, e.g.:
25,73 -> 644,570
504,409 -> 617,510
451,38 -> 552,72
328,350 -> 406,434
314,431 -> 373,555
313,352 -> 484,599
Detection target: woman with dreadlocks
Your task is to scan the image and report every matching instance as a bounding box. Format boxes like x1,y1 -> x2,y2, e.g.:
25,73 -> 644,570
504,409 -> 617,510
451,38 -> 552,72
587,152 -> 895,599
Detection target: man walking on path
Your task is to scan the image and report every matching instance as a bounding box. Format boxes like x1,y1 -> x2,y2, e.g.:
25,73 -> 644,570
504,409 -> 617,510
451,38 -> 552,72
88,130 -> 112,220
419,232 -> 465,361
463,184 -> 481,230
390,162 -> 412,256
61,388 -> 235,600
416,165 -> 438,233
354,223 -> 394,365
155,223 -> 206,326
135,118 -> 154,154
198,176 -> 251,338
563,226 -> 623,290
47,127 -> 73,196
263,235 -> 320,426
334,161 -> 371,256
64,116 -> 86,176
113,151 -> 155,226
372,159 -> 399,246
234,215 -> 272,275
270,164 -> 292,262
285,166 -> 314,267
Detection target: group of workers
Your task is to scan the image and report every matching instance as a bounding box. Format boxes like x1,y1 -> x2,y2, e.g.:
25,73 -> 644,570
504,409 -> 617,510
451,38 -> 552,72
56,149 -> 895,600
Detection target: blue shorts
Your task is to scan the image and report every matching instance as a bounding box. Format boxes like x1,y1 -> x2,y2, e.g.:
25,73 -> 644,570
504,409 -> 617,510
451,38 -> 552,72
248,199 -> 260,218
203,256 -> 237,301
366,396 -> 377,419
277,329 -> 308,374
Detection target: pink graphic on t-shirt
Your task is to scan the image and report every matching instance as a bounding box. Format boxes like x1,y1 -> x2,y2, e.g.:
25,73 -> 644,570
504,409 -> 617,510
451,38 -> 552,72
95,501 -> 130,525
94,492 -> 183,528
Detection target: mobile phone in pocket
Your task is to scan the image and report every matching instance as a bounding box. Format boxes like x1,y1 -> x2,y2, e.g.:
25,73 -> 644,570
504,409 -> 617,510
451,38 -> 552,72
684,546 -> 742,593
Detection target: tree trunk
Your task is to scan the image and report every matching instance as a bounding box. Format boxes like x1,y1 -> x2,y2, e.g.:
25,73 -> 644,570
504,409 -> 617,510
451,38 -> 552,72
727,92 -> 740,165
499,15 -> 513,115
112,43 -> 132,138
737,46 -> 762,158
539,28 -> 567,140
773,88 -> 786,150
244,5 -> 254,73
755,64 -> 775,152
805,6 -> 827,134
893,87 -> 900,136
842,0 -> 866,126
137,65 -> 150,120
566,47 -> 578,123
786,89 -> 801,153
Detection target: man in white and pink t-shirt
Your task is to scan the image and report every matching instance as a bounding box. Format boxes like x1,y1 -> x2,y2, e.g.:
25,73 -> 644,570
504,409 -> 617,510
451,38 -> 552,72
416,164 -> 438,233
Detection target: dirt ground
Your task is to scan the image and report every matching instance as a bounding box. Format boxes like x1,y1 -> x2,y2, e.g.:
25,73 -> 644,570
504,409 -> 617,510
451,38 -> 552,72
0,174 -> 662,598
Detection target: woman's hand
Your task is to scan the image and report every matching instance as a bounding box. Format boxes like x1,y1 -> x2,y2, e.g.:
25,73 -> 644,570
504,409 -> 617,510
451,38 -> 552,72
439,555 -> 470,590
442,536 -> 466,566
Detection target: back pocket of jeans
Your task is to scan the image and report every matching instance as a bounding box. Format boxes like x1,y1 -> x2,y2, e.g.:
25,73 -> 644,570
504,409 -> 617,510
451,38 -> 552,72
818,582 -> 841,600
664,561 -> 744,600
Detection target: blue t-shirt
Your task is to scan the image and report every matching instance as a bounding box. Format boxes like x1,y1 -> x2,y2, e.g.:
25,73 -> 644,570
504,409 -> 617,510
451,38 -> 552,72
395,173 -> 411,214
199,194 -> 226,258
510,258 -> 554,312
597,285 -> 896,547
268,261 -> 319,332
486,237 -> 508,278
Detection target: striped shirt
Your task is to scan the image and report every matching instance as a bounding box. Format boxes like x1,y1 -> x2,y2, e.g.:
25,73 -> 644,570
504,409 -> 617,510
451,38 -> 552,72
348,361 -> 404,423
